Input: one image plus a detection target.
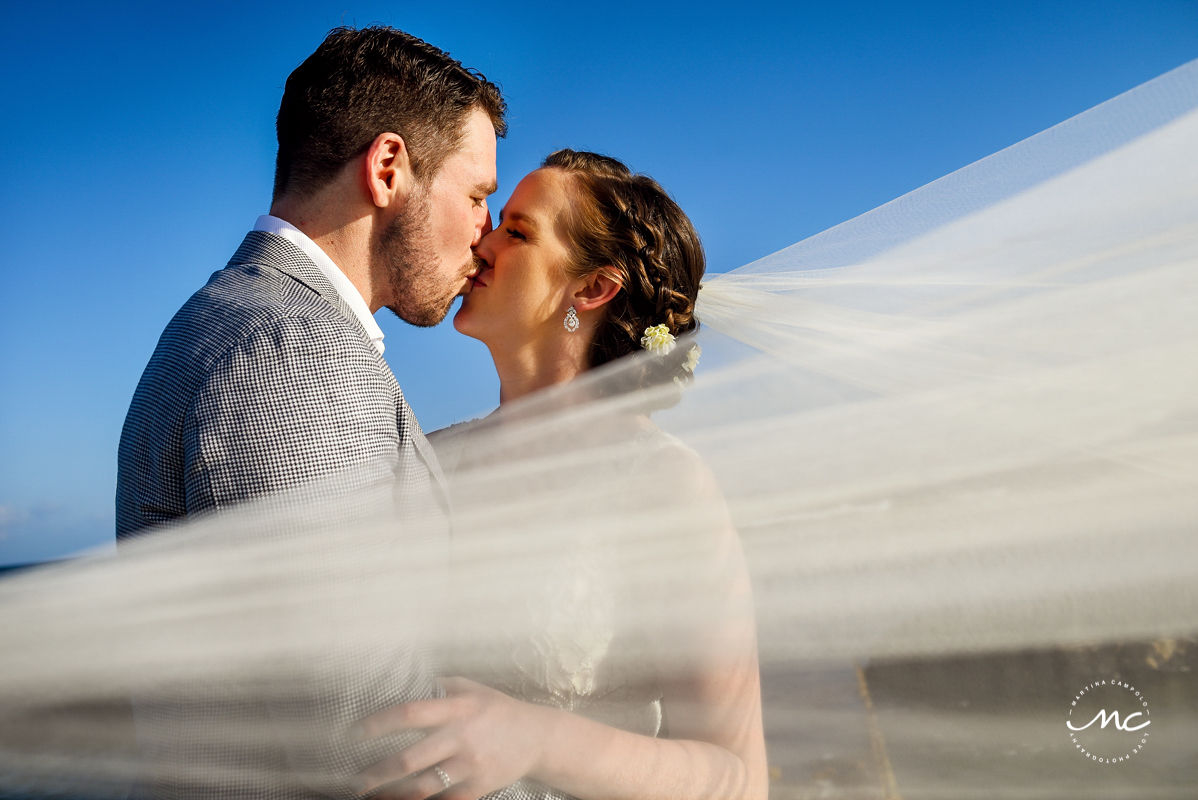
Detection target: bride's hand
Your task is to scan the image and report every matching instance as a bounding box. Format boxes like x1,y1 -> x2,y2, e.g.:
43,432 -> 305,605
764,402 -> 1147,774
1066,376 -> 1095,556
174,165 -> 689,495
353,676 -> 555,800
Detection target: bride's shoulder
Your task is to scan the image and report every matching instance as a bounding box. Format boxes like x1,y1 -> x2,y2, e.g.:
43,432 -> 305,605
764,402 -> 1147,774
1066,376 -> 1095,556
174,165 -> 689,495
427,417 -> 490,473
628,423 -> 742,594
630,421 -> 722,499
427,419 -> 477,444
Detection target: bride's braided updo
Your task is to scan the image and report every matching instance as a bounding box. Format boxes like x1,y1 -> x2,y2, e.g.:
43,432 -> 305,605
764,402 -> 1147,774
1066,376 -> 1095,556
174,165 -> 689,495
541,149 -> 705,371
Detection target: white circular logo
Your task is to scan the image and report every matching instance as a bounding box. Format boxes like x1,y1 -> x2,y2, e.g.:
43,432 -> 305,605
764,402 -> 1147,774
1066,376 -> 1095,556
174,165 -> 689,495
1066,678 -> 1151,764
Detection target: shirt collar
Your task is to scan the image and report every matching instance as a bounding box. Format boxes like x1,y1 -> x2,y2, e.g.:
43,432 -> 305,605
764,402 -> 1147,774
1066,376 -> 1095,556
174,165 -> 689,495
253,214 -> 385,355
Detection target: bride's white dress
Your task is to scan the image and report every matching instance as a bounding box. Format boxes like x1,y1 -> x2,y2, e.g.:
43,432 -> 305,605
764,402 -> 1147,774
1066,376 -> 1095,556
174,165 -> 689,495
429,421 -> 716,739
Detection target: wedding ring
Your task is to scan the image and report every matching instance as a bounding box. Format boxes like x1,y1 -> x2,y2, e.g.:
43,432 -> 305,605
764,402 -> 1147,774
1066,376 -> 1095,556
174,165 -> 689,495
433,765 -> 452,789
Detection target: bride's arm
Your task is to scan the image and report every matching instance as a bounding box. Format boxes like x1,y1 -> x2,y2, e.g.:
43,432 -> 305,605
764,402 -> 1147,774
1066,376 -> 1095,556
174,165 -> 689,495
354,451 -> 767,800
355,575 -> 765,800
357,658 -> 765,800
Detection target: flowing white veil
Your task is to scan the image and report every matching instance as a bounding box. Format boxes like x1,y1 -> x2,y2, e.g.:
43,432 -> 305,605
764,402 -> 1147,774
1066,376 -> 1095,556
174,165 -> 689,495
2,60 -> 1196,798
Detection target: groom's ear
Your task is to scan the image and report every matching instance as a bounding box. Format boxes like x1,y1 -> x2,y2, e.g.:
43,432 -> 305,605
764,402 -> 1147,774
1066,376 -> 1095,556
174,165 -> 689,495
573,267 -> 623,312
364,132 -> 416,209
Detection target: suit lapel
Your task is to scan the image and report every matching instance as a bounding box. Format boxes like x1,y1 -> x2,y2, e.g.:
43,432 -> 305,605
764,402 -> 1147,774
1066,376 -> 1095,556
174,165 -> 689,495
228,231 -> 364,336
398,401 -> 452,515
226,231 -> 450,502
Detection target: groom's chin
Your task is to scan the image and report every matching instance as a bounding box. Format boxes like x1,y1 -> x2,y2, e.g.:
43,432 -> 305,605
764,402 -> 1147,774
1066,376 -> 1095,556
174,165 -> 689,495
386,298 -> 452,329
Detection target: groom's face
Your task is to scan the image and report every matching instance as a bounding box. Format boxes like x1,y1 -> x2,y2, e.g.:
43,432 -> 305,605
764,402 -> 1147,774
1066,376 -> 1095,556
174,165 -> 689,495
379,107 -> 498,327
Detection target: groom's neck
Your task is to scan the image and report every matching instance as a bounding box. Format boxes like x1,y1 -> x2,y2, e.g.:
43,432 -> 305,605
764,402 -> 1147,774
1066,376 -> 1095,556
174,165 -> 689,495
270,191 -> 379,312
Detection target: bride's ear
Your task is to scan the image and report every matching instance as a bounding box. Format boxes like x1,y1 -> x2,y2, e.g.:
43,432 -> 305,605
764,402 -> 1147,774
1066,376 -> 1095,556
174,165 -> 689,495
572,267 -> 623,313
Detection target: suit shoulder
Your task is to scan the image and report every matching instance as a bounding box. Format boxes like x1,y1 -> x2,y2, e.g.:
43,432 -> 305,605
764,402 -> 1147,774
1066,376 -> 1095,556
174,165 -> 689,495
161,264 -> 377,366
209,313 -> 378,369
187,264 -> 349,332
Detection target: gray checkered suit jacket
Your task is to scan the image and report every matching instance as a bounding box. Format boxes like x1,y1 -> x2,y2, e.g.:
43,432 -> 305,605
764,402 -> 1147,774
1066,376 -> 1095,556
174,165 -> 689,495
117,230 -> 445,537
115,231 -> 559,799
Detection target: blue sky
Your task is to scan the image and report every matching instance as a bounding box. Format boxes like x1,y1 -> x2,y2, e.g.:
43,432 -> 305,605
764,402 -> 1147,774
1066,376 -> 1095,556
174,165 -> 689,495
1,1 -> 1195,565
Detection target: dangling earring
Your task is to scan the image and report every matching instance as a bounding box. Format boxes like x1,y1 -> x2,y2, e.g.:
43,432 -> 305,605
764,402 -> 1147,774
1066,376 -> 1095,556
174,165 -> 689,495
563,305 -> 580,333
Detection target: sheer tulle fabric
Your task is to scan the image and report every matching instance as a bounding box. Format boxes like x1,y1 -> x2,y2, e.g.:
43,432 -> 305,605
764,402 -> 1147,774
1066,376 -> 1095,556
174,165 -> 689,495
2,60 -> 1196,797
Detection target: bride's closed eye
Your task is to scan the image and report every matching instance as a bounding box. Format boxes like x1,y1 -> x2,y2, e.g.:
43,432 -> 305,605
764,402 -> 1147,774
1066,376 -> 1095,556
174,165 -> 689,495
505,227 -> 526,241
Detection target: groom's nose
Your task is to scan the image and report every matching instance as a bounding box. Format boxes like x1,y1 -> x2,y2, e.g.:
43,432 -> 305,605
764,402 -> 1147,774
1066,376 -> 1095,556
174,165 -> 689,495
472,205 -> 493,248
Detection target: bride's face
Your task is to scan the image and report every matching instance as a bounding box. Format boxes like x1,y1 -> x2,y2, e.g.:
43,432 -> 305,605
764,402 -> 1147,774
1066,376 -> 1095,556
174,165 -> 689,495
454,168 -> 578,350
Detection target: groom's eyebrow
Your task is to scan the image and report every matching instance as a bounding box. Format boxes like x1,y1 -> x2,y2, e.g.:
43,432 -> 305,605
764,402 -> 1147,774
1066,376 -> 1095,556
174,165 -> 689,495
475,180 -> 498,197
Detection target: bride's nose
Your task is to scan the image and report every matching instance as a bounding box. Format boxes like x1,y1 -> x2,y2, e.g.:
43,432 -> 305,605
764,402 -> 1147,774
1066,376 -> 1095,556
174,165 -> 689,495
474,227 -> 498,266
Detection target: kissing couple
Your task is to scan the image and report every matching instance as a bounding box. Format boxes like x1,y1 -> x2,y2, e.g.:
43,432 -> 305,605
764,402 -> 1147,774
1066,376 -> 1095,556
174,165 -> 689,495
116,25 -> 766,800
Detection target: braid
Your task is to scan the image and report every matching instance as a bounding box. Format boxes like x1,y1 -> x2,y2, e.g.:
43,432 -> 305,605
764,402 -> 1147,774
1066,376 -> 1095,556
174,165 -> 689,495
542,149 -> 705,378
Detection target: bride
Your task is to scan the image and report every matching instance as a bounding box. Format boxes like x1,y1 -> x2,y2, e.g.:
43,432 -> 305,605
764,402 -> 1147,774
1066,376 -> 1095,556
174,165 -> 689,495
352,149 -> 768,800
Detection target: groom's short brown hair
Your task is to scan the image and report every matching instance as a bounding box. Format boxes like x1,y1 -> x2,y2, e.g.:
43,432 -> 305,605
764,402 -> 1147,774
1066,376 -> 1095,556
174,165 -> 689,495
272,26 -> 506,200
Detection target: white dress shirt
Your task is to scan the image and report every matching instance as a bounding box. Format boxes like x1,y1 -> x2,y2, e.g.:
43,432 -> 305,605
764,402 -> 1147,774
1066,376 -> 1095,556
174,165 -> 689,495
253,215 -> 385,355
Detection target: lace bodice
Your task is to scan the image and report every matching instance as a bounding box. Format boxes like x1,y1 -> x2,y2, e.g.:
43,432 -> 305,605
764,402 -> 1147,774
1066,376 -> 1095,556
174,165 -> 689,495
429,420 -> 675,737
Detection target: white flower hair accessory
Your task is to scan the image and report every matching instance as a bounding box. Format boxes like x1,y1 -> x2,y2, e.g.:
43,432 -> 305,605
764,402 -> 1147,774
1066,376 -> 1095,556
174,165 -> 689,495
640,324 -> 676,355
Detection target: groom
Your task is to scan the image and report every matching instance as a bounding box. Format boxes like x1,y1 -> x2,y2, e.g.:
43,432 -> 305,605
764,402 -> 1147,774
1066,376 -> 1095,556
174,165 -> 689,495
115,26 -> 534,798
117,25 -> 498,538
